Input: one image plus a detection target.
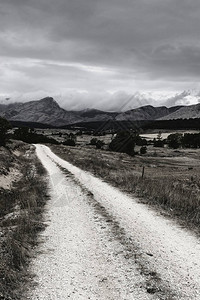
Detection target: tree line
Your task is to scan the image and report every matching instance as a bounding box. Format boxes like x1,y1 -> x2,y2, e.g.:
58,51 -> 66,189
1,117 -> 200,157
166,132 -> 200,149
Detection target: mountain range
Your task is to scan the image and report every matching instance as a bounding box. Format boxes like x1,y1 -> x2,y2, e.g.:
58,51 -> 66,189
0,97 -> 200,127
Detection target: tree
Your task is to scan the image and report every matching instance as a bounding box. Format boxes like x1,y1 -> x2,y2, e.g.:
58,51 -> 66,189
182,133 -> 200,148
0,117 -> 11,146
14,127 -> 32,141
153,131 -> 164,147
157,131 -> 162,141
135,135 -> 147,146
13,127 -> 59,144
109,131 -> 136,156
167,133 -> 183,149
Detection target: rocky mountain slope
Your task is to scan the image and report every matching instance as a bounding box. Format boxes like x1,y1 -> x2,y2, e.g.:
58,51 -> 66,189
116,105 -> 183,121
0,97 -> 199,126
0,97 -> 82,127
159,103 -> 200,120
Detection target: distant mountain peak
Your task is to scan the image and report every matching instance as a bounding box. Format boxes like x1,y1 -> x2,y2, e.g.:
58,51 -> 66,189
39,97 -> 60,107
40,96 -> 55,101
0,97 -> 200,126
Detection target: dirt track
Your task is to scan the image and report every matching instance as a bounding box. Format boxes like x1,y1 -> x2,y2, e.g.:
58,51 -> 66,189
28,144 -> 200,299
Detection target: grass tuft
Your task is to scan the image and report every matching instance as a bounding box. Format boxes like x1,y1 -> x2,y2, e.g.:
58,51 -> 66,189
0,144 -> 48,299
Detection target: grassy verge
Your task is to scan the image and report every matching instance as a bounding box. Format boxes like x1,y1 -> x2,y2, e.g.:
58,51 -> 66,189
0,144 -> 48,299
50,144 -> 200,230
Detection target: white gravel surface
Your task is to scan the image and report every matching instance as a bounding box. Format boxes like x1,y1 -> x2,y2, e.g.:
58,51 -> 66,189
28,144 -> 200,300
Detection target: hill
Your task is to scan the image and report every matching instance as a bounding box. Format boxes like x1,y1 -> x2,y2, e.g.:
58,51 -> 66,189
159,103 -> 200,120
0,97 -> 200,127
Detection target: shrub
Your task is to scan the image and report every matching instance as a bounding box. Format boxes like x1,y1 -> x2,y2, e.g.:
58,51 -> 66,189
167,133 -> 183,149
109,131 -> 136,156
13,127 -> 59,144
153,139 -> 164,147
90,138 -> 98,145
0,117 -> 11,146
63,132 -> 76,146
140,146 -> 147,154
135,136 -> 147,146
182,133 -> 200,148
63,139 -> 76,146
89,138 -> 105,149
153,131 -> 164,147
96,140 -> 105,149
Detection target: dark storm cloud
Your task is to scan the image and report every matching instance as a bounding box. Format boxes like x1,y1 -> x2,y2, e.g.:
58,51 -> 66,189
0,0 -> 200,108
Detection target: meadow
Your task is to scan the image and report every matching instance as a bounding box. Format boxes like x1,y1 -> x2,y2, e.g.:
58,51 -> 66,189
50,139 -> 200,232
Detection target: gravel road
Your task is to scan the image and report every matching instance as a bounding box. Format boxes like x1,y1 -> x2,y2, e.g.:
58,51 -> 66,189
28,144 -> 200,300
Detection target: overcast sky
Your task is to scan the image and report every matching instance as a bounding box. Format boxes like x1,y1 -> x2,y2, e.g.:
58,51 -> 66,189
0,0 -> 200,110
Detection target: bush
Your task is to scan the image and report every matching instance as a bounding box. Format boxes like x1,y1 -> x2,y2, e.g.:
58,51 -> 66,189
89,138 -> 105,149
153,139 -> 164,147
109,131 -> 136,156
13,127 -> 59,144
90,138 -> 98,145
96,140 -> 105,149
135,136 -> 147,146
63,132 -> 76,146
0,117 -> 11,146
167,133 -> 183,149
63,139 -> 76,146
182,133 -> 200,148
76,130 -> 82,136
140,146 -> 147,154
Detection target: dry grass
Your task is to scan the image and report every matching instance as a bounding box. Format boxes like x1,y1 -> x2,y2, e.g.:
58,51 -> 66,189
0,143 -> 48,300
50,144 -> 200,230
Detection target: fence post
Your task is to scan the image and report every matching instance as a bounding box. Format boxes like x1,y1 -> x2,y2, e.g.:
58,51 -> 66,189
142,166 -> 145,179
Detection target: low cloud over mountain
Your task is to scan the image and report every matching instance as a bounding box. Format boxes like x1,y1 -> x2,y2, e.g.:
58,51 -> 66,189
1,1 -> 200,108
